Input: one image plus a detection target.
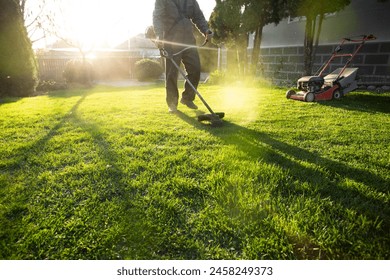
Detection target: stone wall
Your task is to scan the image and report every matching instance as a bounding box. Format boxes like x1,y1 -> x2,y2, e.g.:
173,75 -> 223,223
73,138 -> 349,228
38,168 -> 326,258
259,41 -> 390,88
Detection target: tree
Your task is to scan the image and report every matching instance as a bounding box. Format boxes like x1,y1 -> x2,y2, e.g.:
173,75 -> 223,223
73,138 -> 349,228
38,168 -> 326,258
0,0 -> 38,97
241,0 -> 288,75
210,0 -> 288,76
209,0 -> 248,75
287,0 -> 350,75
19,0 -> 57,45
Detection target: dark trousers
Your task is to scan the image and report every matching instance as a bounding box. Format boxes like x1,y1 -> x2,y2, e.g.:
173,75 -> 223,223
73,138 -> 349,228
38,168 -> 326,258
165,47 -> 201,106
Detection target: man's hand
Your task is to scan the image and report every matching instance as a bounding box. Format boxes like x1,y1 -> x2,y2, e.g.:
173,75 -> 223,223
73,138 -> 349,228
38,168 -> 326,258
155,36 -> 164,49
206,30 -> 214,42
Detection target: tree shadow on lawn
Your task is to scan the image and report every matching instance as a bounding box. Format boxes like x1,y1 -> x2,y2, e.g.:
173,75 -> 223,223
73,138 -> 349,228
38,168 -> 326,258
2,91 -> 388,259
176,111 -> 389,258
178,111 -> 388,198
0,97 -> 21,106
318,92 -> 390,114
63,96 -> 161,259
1,91 -> 156,259
2,92 -> 92,171
227,121 -> 388,212
4,89 -> 227,259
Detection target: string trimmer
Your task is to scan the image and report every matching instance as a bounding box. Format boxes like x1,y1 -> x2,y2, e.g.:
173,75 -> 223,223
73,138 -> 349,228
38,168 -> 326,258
146,27 -> 224,126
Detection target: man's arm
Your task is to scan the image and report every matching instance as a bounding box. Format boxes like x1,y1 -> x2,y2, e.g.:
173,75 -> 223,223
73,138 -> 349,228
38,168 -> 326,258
190,0 -> 209,36
153,0 -> 166,39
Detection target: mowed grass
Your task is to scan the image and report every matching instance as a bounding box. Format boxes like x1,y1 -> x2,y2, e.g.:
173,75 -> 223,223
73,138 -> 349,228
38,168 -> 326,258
0,83 -> 389,260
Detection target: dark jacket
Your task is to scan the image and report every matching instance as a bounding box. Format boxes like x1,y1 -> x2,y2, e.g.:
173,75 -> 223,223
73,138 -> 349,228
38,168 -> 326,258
153,0 -> 209,45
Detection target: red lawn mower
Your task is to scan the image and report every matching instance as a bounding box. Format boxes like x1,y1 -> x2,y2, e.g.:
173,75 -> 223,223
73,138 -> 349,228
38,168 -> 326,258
286,34 -> 376,102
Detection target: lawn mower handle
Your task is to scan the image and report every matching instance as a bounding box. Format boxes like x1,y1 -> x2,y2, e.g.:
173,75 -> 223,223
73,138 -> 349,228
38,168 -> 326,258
343,34 -> 376,42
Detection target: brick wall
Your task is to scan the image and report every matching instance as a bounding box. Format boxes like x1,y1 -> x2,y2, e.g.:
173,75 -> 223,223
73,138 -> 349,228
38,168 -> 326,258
259,41 -> 390,87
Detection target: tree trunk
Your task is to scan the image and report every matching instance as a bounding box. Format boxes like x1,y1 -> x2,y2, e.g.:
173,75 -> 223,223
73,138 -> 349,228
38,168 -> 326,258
244,33 -> 249,75
304,15 -> 315,75
312,13 -> 324,74
227,47 -> 237,75
251,24 -> 263,76
237,33 -> 249,76
236,47 -> 242,76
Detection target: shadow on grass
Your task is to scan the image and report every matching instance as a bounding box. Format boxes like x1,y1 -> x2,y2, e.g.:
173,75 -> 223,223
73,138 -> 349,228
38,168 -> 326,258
176,111 -> 389,258
0,91 -> 152,259
175,110 -> 218,129
0,97 -> 21,106
318,92 -> 390,114
0,92 -> 89,173
177,110 -> 388,192
229,121 -> 387,208
2,89 -> 215,259
2,91 -> 388,259
0,92 -> 90,258
66,99 -> 159,259
233,124 -> 388,257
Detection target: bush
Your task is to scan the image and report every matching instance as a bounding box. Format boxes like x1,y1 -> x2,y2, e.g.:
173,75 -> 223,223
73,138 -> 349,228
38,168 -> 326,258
0,74 -> 37,97
63,59 -> 94,85
134,59 -> 163,81
208,69 -> 226,84
36,80 -> 67,92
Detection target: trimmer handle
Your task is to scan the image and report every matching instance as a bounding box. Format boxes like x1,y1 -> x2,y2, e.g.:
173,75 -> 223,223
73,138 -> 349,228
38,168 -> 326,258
159,48 -> 170,58
145,25 -> 213,58
204,30 -> 213,46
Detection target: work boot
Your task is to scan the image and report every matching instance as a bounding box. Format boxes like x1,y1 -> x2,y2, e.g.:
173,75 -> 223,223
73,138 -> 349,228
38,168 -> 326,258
180,99 -> 198,109
168,103 -> 178,113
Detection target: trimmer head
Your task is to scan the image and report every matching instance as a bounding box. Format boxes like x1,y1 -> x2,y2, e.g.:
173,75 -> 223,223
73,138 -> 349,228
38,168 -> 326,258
197,112 -> 224,127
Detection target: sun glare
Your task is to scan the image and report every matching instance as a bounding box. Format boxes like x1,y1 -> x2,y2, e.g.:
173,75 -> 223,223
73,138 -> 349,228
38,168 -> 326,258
54,0 -> 155,49
29,0 -> 214,49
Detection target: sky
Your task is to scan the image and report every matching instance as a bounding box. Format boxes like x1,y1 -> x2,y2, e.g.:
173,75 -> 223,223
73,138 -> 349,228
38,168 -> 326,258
30,0 -> 216,49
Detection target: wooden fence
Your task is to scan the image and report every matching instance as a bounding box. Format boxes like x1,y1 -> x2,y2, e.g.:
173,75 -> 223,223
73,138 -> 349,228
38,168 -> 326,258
37,56 -> 70,82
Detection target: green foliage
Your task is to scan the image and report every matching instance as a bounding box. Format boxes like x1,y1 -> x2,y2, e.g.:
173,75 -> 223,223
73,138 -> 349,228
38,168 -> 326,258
210,0 -> 289,75
134,59 -> 163,82
36,80 -> 68,92
208,69 -> 227,84
0,0 -> 38,97
193,26 -> 218,72
209,0 -> 244,47
242,0 -> 289,74
286,0 -> 351,74
209,0 -> 248,75
63,59 -> 95,85
288,0 -> 351,18
241,0 -> 287,30
0,85 -> 389,259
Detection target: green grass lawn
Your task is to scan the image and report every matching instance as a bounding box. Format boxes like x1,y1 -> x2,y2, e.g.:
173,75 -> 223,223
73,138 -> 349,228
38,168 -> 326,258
0,83 -> 389,260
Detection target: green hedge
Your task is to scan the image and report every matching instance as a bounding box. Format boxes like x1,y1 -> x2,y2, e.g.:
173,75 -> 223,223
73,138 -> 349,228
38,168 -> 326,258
0,0 -> 38,97
134,59 -> 163,81
63,59 -> 95,85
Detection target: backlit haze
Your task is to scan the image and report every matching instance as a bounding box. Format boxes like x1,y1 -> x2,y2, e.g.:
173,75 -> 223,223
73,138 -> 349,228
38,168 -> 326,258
29,0 -> 216,49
